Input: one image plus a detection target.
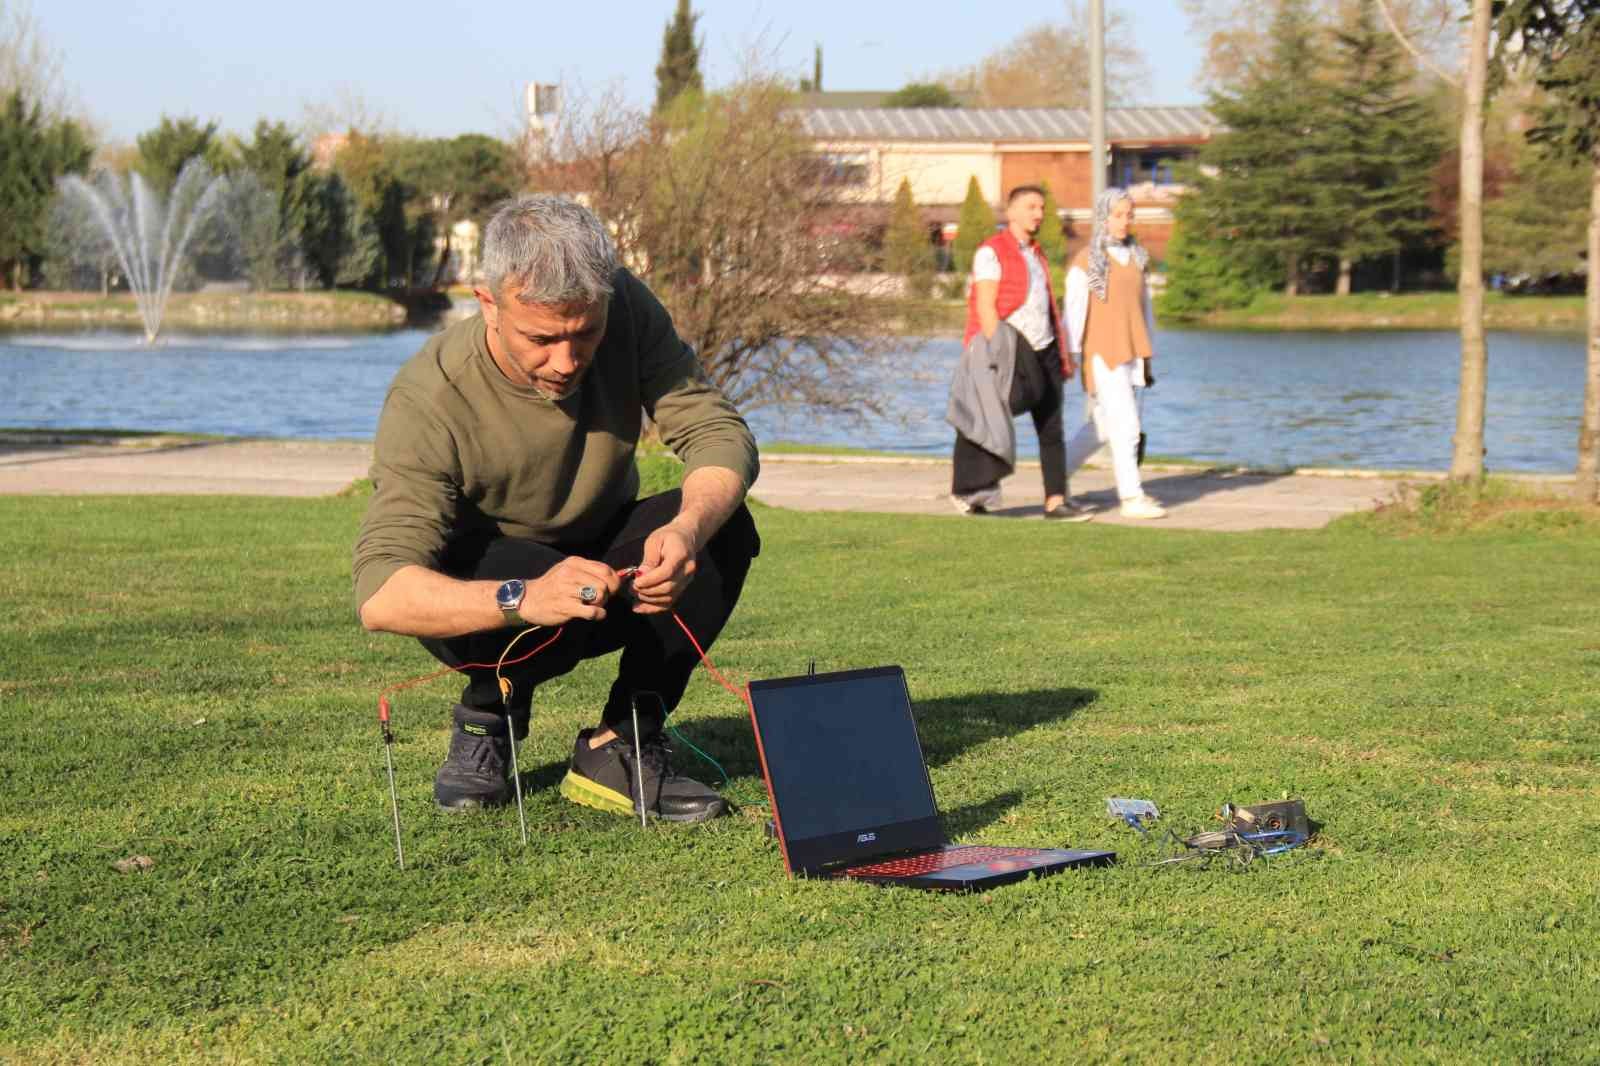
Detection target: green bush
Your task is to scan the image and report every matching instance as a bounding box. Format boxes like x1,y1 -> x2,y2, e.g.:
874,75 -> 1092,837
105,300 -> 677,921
1338,477 -> 1600,536
1157,201 -> 1273,318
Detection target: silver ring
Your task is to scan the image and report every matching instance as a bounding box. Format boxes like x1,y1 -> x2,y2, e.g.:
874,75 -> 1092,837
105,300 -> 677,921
578,585 -> 598,605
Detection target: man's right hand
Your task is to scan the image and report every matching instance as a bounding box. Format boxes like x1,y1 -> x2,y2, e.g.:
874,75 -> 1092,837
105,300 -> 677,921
520,557 -> 622,626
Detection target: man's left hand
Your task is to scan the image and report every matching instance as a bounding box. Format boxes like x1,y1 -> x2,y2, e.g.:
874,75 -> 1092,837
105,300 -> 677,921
1061,354 -> 1079,380
631,522 -> 699,614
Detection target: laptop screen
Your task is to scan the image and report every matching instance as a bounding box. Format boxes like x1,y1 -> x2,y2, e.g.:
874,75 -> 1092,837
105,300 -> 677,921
748,666 -> 944,873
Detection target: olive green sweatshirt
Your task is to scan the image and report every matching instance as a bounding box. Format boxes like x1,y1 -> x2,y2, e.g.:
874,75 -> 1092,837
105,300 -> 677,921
352,268 -> 758,610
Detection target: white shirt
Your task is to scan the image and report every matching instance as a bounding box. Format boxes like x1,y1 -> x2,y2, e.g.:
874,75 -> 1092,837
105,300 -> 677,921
1063,244 -> 1158,379
973,237 -> 1054,351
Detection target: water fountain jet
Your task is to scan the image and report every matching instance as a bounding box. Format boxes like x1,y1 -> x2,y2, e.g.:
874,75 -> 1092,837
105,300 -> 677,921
55,159 -> 230,344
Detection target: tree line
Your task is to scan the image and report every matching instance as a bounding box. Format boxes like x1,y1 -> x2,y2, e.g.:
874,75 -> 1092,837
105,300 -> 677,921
2,107 -> 521,295
1163,0 -> 1593,317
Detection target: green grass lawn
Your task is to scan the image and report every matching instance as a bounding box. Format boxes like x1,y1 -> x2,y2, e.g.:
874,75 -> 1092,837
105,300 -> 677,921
2,493 -> 1598,1063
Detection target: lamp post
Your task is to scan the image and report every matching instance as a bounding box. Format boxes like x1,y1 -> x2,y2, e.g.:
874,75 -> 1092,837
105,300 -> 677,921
1090,0 -> 1107,201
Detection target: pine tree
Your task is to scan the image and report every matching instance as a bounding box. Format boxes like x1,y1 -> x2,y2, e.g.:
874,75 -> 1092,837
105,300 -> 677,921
0,90 -> 91,288
1484,135 -> 1588,280
952,176 -> 993,276
1035,181 -> 1068,269
1496,0 -> 1600,499
654,0 -> 703,112
884,177 -> 932,295
1158,183 -> 1278,316
134,115 -> 229,195
1322,0 -> 1444,293
1198,0 -> 1337,294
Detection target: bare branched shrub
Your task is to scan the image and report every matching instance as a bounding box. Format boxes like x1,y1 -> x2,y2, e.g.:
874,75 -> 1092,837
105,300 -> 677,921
528,77 -> 906,418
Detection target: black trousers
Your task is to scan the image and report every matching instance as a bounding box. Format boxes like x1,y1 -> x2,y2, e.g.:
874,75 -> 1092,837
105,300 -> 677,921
951,339 -> 1067,499
420,490 -> 760,737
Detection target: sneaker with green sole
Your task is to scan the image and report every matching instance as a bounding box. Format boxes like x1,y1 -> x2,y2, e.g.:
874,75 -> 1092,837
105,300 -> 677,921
559,727 -> 728,823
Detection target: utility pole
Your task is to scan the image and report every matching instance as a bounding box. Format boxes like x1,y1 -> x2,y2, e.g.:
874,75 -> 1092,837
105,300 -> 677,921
1090,0 -> 1107,201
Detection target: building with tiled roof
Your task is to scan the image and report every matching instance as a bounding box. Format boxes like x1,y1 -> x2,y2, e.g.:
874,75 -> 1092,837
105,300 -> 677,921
796,106 -> 1219,262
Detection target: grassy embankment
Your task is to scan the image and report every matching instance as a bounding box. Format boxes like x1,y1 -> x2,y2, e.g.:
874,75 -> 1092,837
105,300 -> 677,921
1168,291 -> 1587,332
912,290 -> 1588,335
0,290 -> 407,331
2,468 -> 1598,1063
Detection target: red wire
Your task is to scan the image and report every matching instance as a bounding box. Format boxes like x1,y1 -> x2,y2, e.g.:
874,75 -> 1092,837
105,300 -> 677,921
671,610 -> 754,716
377,626 -> 566,722
374,589 -> 752,727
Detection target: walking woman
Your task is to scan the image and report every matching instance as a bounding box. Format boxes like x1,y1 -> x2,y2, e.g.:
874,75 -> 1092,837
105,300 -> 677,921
1062,187 -> 1165,519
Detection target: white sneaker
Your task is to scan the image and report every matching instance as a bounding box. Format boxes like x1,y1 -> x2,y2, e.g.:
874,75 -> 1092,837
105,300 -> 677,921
1119,494 -> 1167,520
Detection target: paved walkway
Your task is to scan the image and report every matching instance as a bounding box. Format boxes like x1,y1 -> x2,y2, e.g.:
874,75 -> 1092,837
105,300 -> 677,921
0,435 -> 1419,531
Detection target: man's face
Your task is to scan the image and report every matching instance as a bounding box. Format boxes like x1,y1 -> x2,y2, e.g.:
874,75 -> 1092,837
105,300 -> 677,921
1006,192 -> 1045,238
476,285 -> 608,400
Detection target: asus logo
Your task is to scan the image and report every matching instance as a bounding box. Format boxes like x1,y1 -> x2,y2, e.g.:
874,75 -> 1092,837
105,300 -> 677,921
856,832 -> 877,843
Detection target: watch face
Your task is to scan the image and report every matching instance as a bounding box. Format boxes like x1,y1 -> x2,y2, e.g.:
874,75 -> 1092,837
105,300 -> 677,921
495,578 -> 525,609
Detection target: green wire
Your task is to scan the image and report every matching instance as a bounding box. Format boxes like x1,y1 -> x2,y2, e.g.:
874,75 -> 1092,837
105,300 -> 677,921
637,691 -> 730,787
667,724 -> 729,786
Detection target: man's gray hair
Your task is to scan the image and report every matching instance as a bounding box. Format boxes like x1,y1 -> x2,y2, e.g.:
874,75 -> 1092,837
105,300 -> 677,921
480,195 -> 619,306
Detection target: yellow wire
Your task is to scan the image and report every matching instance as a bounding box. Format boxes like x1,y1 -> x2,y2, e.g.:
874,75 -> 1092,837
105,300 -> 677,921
494,625 -> 543,706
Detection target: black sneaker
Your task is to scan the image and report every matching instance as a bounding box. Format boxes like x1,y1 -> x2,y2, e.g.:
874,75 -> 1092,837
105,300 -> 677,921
559,727 -> 728,823
433,704 -> 525,811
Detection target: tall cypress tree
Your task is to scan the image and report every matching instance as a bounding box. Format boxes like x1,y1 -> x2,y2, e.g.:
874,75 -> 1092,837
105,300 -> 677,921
1198,0 -> 1336,294
884,177 -> 932,295
1322,0 -> 1444,293
952,176 -> 993,276
655,0 -> 703,112
1035,180 -> 1068,269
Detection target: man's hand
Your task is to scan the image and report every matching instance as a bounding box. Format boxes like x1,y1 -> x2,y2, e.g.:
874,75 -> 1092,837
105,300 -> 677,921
631,522 -> 699,615
1061,352 -> 1079,380
523,556 -> 621,626
1140,358 -> 1156,389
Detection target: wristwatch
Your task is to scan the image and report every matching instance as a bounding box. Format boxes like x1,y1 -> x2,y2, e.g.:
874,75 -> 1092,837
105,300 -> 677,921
495,578 -> 527,627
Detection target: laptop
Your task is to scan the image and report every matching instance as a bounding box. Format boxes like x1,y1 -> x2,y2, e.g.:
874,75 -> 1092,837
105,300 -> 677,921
747,666 -> 1114,891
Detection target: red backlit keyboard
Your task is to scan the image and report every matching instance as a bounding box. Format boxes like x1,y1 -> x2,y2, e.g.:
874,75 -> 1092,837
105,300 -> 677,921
843,846 -> 1040,877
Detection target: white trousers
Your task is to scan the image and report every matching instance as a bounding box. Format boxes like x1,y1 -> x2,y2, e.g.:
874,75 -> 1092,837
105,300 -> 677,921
1064,354 -> 1144,501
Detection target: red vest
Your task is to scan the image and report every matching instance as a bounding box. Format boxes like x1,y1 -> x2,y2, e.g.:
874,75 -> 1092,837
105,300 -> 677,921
962,233 -> 1064,351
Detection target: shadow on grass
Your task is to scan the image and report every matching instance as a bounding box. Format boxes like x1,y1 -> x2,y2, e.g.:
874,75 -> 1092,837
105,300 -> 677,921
940,790 -> 1025,838
514,758 -> 570,795
632,686 -> 1097,786
914,687 -> 1096,769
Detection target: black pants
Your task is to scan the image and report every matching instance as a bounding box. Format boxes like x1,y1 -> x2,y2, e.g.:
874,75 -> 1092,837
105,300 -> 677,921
951,339 -> 1066,499
420,490 -> 759,736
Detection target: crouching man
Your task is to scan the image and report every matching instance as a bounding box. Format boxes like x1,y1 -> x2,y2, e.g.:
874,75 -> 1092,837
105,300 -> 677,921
353,195 -> 760,823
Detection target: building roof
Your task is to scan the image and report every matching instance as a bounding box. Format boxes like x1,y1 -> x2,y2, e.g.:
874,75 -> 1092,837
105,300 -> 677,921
798,89 -> 984,110
795,106 -> 1219,143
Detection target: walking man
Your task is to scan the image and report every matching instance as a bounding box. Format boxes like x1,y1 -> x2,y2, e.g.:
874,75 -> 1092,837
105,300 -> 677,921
950,185 -> 1087,520
353,195 -> 760,822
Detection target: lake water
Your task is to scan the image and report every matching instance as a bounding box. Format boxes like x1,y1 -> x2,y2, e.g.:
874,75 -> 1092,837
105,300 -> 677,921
0,325 -> 1587,473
